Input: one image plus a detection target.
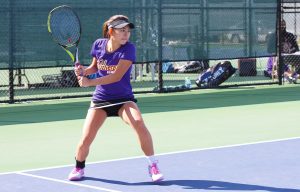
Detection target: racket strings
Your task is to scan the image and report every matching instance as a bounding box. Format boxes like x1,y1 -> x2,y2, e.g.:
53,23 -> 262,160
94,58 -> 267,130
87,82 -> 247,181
49,7 -> 81,47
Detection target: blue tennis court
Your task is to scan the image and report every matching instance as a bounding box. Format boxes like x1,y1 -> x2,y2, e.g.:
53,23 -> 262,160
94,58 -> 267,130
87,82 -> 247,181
1,138 -> 300,192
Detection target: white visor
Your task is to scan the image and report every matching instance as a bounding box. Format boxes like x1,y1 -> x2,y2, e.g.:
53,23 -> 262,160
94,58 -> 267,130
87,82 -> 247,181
108,20 -> 135,29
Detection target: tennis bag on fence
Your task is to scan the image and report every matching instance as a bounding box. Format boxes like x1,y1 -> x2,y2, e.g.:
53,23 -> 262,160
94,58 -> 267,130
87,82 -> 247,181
195,61 -> 236,88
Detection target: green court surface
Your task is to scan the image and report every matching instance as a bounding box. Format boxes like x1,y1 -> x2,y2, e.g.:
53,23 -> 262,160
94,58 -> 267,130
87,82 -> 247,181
0,85 -> 300,173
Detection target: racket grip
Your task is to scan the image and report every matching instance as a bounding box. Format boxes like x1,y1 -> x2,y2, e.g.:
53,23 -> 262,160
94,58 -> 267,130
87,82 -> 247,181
74,62 -> 80,68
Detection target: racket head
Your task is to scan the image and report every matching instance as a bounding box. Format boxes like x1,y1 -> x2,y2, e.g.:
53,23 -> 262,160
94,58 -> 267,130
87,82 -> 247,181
47,5 -> 81,48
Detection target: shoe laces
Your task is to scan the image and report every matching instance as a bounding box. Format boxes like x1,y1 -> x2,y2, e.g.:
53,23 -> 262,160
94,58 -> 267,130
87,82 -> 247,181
150,163 -> 160,175
72,167 -> 82,174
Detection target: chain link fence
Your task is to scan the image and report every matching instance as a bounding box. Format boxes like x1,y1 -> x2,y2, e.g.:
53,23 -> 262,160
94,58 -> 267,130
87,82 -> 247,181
0,0 -> 291,103
0,57 -> 277,103
281,1 -> 300,84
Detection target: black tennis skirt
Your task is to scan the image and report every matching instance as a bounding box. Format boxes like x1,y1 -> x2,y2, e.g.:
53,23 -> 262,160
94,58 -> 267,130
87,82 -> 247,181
91,98 -> 137,117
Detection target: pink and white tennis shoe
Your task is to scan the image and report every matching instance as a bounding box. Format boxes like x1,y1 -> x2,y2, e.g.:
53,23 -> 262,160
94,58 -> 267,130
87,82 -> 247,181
68,167 -> 84,181
68,164 -> 163,182
148,162 -> 164,182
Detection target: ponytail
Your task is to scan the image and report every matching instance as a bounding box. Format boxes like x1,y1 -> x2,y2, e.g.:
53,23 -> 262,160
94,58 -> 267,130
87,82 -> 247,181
102,21 -> 109,38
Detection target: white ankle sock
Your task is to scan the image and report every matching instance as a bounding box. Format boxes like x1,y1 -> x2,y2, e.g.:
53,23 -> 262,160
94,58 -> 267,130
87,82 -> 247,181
146,155 -> 157,165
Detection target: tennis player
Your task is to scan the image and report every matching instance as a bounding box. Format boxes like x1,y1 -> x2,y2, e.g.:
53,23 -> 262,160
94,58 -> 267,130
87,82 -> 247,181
68,15 -> 164,182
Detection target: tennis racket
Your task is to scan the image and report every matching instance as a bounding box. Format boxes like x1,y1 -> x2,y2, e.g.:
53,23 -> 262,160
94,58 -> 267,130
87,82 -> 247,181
47,5 -> 81,67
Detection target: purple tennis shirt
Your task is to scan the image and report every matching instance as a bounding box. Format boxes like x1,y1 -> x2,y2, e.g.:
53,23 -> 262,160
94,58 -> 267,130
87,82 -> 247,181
90,38 -> 136,101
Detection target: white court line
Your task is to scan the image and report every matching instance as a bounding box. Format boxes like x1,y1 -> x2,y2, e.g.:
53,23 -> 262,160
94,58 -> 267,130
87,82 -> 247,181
17,172 -> 122,192
2,136 -> 300,176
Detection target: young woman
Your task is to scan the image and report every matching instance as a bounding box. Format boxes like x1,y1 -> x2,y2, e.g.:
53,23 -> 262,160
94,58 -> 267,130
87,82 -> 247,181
68,15 -> 164,182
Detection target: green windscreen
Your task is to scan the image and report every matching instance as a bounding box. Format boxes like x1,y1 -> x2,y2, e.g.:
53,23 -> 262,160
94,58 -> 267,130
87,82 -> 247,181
0,0 -> 277,69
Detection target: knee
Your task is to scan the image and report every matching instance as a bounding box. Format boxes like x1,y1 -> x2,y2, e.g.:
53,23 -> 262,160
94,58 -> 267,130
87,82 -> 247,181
132,119 -> 146,130
133,120 -> 150,135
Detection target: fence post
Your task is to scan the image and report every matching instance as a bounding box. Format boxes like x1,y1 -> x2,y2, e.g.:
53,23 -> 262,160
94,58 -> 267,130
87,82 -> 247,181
157,0 -> 163,92
278,0 -> 283,85
8,0 -> 15,103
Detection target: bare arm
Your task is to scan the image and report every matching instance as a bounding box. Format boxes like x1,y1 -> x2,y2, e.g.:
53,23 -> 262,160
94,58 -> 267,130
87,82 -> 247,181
78,59 -> 132,87
84,57 -> 98,75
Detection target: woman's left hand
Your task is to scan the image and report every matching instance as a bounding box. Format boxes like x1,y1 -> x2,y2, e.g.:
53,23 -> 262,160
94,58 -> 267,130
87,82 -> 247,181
78,76 -> 91,87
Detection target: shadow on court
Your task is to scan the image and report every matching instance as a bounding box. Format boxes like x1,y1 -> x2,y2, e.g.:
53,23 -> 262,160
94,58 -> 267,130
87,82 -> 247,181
1,86 -> 300,125
83,177 -> 300,192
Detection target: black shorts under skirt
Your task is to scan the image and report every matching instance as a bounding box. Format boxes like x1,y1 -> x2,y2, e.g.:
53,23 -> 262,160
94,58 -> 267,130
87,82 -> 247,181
91,98 -> 137,117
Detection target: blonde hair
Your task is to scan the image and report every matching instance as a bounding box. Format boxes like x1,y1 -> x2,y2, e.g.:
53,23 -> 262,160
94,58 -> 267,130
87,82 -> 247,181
102,15 -> 130,38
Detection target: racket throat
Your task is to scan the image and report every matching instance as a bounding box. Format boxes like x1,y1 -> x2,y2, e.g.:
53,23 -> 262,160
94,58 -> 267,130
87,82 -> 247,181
75,47 -> 79,64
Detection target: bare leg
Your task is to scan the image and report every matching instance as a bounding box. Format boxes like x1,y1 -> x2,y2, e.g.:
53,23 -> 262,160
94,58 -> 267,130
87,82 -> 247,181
75,107 -> 107,161
118,102 -> 154,156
